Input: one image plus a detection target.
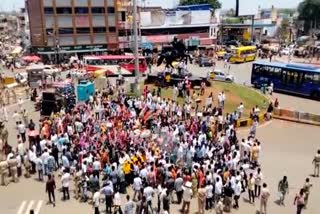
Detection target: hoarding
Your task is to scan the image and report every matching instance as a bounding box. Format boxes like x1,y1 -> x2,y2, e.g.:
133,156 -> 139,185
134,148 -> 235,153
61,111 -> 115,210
238,0 -> 259,16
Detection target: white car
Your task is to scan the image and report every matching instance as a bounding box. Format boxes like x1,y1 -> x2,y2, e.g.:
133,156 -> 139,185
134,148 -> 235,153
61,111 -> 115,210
280,48 -> 291,55
210,69 -> 234,82
43,65 -> 60,76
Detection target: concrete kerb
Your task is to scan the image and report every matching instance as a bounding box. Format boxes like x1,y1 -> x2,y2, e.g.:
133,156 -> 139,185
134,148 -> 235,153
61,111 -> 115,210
273,108 -> 320,126
235,86 -> 272,129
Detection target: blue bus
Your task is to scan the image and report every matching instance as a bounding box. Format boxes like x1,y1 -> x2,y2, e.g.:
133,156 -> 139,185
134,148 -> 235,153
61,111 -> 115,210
251,61 -> 320,99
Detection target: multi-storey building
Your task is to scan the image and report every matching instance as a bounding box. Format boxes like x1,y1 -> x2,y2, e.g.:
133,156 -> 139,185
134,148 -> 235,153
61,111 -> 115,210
26,0 -> 124,58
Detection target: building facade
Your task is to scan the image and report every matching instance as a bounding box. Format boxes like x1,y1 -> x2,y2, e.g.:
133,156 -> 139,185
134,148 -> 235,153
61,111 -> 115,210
140,4 -> 219,48
27,0 -> 122,56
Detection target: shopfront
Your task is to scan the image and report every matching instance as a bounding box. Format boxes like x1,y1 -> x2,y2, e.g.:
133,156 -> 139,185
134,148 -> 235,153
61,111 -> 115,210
33,44 -> 108,63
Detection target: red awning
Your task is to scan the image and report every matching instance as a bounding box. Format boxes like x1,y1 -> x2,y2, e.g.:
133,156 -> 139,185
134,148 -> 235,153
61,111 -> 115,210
200,38 -> 213,45
22,55 -> 41,62
145,35 -> 174,43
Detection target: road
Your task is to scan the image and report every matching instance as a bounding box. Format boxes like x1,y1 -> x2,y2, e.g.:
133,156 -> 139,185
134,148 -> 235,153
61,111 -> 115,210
1,120 -> 320,214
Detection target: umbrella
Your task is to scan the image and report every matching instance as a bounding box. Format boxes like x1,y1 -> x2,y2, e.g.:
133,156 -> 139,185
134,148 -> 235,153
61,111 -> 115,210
22,55 -> 41,62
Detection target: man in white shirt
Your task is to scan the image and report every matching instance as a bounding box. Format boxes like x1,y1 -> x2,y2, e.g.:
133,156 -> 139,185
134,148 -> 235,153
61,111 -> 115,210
133,175 -> 142,201
205,182 -> 214,210
237,102 -> 244,118
124,195 -> 135,214
233,179 -> 242,209
139,166 -> 148,180
221,91 -> 226,107
17,122 -> 26,143
41,149 -> 50,175
92,190 -> 100,214
17,141 -> 25,157
12,111 -> 21,127
181,182 -> 193,214
92,158 -> 101,179
61,169 -> 71,200
143,185 -> 154,212
260,183 -> 270,214
215,177 -> 223,203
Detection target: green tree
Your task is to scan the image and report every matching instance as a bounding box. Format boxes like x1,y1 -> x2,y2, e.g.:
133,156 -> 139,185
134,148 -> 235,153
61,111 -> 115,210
180,0 -> 221,10
226,8 -> 236,17
276,18 -> 290,43
298,0 -> 320,33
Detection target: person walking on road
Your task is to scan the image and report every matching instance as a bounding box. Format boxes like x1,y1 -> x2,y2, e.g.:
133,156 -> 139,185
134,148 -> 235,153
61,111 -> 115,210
124,194 -> 135,214
197,183 -> 206,214
294,188 -> 305,214
254,168 -> 263,197
303,178 -> 312,209
92,190 -> 100,214
312,149 -> 320,177
248,173 -> 255,204
278,176 -> 289,206
260,183 -> 270,214
61,168 -> 71,200
46,174 -> 56,207
181,182 -> 193,214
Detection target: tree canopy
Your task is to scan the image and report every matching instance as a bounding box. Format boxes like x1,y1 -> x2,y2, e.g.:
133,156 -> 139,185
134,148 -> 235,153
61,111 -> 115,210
180,0 -> 221,10
298,0 -> 320,33
276,18 -> 290,43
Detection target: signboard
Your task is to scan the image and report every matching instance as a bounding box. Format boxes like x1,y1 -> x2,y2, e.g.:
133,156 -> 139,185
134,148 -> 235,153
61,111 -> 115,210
238,0 -> 259,16
34,44 -> 107,53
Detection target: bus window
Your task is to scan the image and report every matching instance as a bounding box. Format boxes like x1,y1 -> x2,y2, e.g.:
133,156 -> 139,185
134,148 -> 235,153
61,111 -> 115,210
282,70 -> 287,84
313,73 -> 320,83
273,67 -> 281,78
304,73 -> 314,82
296,72 -> 303,86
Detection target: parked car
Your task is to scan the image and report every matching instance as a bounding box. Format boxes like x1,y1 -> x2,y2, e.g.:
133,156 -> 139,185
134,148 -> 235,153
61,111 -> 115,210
199,57 -> 214,67
43,65 -> 60,76
209,69 -> 234,82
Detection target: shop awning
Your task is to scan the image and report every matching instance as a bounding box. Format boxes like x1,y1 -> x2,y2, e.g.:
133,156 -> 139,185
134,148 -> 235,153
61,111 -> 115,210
200,38 -> 213,45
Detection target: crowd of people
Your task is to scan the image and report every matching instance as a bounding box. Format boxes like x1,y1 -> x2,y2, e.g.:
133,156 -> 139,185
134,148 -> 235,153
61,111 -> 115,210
0,75 -> 318,214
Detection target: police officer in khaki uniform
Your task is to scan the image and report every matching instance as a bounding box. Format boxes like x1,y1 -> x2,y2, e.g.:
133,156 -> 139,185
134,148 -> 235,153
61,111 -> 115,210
0,159 -> 9,185
8,156 -> 18,183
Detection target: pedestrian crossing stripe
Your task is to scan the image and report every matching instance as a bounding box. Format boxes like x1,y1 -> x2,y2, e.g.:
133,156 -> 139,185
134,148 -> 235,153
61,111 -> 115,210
17,200 -> 43,214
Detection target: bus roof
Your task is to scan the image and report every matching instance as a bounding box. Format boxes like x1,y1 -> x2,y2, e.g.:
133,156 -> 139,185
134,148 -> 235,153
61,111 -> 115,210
84,55 -> 145,60
253,60 -> 320,73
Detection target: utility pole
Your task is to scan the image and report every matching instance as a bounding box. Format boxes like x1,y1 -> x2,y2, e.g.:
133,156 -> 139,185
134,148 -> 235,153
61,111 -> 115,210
132,0 -> 139,78
251,15 -> 254,42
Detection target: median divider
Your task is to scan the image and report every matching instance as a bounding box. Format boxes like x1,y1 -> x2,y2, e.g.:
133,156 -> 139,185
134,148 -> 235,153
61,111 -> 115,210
273,108 -> 320,126
236,113 -> 266,128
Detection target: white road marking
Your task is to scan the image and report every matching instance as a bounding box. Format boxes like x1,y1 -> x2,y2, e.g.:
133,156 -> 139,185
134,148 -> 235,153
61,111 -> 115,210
24,200 -> 34,214
34,200 -> 43,214
17,201 -> 26,214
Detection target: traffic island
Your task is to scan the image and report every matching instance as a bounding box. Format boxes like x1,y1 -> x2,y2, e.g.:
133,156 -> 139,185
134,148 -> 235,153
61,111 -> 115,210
138,81 -> 269,124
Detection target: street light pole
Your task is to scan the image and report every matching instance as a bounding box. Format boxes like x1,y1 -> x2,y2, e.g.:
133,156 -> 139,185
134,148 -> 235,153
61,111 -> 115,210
132,0 -> 139,78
